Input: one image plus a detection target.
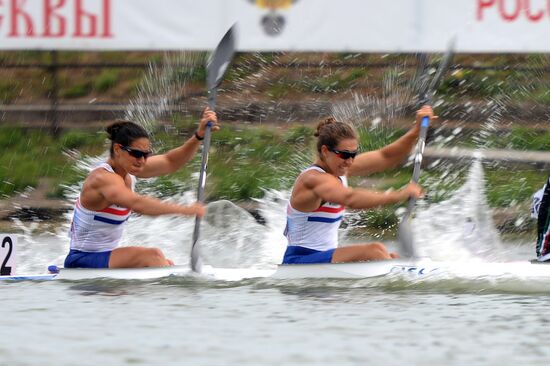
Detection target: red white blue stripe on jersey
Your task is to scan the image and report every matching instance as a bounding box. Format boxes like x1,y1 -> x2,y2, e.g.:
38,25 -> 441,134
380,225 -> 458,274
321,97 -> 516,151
307,204 -> 344,223
76,199 -> 130,225
94,206 -> 130,225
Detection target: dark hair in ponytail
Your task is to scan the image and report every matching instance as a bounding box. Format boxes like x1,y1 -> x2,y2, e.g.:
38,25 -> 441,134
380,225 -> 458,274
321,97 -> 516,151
315,117 -> 357,154
106,120 -> 149,157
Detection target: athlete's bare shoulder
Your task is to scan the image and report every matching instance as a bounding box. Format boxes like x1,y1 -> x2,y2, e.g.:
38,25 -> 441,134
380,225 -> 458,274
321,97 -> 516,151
299,168 -> 340,190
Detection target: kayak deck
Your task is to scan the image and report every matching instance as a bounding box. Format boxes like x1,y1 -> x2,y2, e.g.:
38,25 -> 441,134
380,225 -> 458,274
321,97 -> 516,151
0,265 -> 191,281
0,264 -> 273,281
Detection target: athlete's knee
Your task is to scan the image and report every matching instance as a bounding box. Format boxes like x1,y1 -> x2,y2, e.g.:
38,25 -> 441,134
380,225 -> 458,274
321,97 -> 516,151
368,242 -> 386,251
143,247 -> 168,266
365,242 -> 391,259
149,247 -> 165,259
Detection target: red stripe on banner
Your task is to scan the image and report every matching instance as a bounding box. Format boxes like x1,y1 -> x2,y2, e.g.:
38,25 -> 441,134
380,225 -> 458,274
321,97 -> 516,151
314,205 -> 344,213
99,207 -> 130,216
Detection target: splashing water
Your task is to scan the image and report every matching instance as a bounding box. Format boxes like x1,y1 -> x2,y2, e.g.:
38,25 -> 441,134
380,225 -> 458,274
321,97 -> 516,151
125,52 -> 204,138
331,62 -> 415,131
412,157 -> 503,261
198,191 -> 288,269
326,55 -> 518,263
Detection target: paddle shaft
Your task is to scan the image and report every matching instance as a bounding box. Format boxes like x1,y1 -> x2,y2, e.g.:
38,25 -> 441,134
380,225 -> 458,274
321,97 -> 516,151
397,114 -> 430,258
190,91 -> 216,272
398,42 -> 455,257
405,116 -> 430,214
404,44 -> 455,217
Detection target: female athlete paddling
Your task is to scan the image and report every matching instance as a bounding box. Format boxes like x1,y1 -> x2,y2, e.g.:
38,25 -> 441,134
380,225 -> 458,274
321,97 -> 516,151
283,106 -> 435,264
65,108 -> 218,269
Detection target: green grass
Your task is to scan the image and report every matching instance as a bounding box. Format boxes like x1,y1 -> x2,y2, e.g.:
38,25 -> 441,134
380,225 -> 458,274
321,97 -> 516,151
439,69 -> 511,98
0,127 -> 106,197
127,121 -> 313,201
300,69 -> 368,93
61,82 -> 92,98
94,70 -> 119,92
267,81 -> 292,99
485,168 -> 547,207
504,127 -> 550,151
358,127 -> 404,152
436,126 -> 550,152
199,125 -> 304,200
175,65 -> 207,84
0,124 -> 546,223
0,80 -> 20,103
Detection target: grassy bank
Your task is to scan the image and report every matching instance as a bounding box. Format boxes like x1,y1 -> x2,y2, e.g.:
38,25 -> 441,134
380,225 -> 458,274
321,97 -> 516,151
0,122 -> 546,233
0,127 -> 106,198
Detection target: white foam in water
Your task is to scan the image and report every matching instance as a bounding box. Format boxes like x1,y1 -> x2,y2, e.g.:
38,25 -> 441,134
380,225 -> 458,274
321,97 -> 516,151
14,191 -> 287,273
116,192 -> 288,270
198,191 -> 288,269
113,192 -> 287,270
412,156 -> 503,261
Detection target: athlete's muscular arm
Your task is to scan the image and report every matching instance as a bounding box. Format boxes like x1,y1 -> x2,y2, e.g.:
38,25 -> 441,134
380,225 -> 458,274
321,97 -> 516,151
96,172 -> 205,217
348,106 -> 435,176
137,108 -> 219,178
299,171 -> 422,210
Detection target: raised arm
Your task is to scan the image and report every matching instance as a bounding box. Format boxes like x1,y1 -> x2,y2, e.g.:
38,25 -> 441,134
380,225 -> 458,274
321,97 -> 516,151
137,108 -> 219,178
348,105 -> 435,177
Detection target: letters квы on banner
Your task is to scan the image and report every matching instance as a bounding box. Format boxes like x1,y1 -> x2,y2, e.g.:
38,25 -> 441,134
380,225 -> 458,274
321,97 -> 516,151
0,0 -> 549,53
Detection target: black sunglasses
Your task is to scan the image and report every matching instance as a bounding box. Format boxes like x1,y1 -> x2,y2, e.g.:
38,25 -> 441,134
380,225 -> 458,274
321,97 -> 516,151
328,147 -> 358,160
119,145 -> 152,159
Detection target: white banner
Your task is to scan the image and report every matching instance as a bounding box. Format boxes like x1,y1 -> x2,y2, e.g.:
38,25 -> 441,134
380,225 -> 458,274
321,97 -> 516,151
0,0 -> 549,53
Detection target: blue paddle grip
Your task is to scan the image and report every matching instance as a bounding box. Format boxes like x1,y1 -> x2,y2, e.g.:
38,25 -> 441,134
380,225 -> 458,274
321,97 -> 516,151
421,116 -> 430,128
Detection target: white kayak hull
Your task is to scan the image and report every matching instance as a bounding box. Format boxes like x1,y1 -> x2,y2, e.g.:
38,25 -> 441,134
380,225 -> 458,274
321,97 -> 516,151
2,259 -> 550,281
272,259 -> 550,279
272,259 -> 440,279
56,265 -> 192,280
0,265 -> 191,281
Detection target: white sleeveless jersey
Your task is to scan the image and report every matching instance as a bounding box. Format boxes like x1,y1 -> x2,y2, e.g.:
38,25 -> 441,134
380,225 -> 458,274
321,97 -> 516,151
284,166 -> 347,251
69,162 -> 136,252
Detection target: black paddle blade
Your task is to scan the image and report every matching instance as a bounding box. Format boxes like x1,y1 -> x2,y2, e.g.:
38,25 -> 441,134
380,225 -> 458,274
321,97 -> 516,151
206,25 -> 237,92
419,38 -> 456,106
425,37 -> 456,102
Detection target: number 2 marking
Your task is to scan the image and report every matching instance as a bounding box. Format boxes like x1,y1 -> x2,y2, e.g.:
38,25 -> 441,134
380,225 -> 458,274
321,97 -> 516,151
1,236 -> 13,276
